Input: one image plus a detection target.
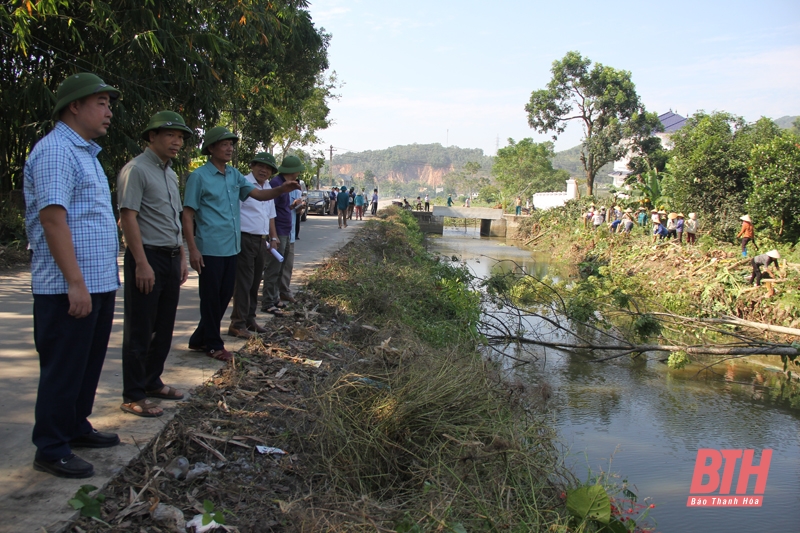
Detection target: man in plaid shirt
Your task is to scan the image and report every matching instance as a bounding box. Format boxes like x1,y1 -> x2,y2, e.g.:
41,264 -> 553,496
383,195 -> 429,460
24,73 -> 122,478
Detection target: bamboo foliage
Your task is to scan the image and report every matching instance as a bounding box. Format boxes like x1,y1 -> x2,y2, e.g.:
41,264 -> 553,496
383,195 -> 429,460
0,0 -> 329,191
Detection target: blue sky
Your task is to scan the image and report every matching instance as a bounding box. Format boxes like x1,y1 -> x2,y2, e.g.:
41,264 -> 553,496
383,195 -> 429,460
307,0 -> 800,156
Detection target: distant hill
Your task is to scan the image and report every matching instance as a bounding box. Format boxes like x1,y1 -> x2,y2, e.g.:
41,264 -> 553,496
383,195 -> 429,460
326,141 -> 619,188
774,115 -> 799,129
329,143 -> 494,187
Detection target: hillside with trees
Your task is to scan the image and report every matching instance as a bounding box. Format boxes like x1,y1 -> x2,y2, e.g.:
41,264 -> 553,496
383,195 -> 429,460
329,143 -> 493,185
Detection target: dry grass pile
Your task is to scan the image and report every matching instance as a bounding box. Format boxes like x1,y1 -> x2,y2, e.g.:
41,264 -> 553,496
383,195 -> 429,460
308,342 -> 567,532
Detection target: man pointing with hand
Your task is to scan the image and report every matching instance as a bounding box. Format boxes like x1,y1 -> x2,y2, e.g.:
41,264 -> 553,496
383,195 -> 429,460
182,127 -> 299,362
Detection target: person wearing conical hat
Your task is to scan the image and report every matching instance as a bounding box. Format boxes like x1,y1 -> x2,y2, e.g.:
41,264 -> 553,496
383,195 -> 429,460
24,72 -> 122,478
749,249 -> 782,287
637,207 -> 648,228
736,214 -> 755,257
621,207 -> 635,233
685,213 -> 698,245
183,127 -> 300,363
117,110 -> 194,418
666,212 -> 678,240
675,213 -> 685,244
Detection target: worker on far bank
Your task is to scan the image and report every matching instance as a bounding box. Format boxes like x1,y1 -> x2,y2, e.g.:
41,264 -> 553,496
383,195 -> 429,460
447,194 -> 454,207
749,249 -> 782,287
736,214 -> 755,257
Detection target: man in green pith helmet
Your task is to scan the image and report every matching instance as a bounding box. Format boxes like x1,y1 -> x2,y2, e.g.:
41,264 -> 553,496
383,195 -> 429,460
117,110 -> 194,418
24,72 -> 122,478
261,154 -> 305,315
182,127 -> 300,363
228,152 -> 279,339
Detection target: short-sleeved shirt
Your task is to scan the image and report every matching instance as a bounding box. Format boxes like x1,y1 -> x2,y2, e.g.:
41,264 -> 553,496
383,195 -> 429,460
183,160 -> 254,257
117,147 -> 183,247
753,254 -> 778,268
270,174 -> 292,236
337,191 -> 350,210
239,173 -> 276,236
24,122 -> 120,294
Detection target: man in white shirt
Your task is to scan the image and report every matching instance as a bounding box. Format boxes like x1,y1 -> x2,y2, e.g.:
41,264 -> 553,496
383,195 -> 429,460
228,153 -> 279,338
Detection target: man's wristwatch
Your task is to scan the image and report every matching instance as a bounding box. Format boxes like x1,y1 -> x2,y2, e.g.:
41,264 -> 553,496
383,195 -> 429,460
271,237 -> 279,242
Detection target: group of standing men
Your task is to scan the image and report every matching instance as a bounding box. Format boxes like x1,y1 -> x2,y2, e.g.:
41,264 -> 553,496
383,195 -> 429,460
23,72 -> 301,479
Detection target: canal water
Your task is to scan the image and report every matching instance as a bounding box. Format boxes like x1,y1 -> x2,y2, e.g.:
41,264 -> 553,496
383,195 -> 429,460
429,227 -> 800,533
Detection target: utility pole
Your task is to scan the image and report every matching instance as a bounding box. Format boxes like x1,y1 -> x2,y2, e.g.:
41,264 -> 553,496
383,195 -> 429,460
329,145 -> 336,187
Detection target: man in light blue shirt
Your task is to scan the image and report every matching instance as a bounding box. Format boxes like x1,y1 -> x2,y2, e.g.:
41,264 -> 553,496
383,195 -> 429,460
182,127 -> 299,362
24,73 -> 122,478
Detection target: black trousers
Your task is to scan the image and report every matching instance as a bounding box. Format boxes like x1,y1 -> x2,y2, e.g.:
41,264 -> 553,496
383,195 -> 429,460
189,255 -> 236,351
122,247 -> 182,402
750,259 -> 764,286
32,291 -> 115,461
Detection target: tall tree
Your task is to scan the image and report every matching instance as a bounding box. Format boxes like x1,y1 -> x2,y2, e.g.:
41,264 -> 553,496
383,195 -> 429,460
491,138 -> 569,198
746,131 -> 800,243
662,113 -> 781,238
525,51 -> 651,196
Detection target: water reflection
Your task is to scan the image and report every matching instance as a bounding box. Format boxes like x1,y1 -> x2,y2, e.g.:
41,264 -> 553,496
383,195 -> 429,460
430,230 -> 800,532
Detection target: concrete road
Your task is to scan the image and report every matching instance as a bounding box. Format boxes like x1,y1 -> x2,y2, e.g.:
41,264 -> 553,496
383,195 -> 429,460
0,208 -> 380,532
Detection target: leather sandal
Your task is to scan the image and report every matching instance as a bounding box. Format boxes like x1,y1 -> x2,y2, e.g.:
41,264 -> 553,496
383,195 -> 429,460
264,306 -> 286,317
120,399 -> 163,418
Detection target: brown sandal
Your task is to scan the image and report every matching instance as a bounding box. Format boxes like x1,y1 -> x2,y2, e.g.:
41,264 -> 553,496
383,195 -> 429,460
120,399 -> 164,418
146,385 -> 184,400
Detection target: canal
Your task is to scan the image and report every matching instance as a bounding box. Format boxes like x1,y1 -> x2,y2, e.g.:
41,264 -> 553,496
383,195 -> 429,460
430,226 -> 800,533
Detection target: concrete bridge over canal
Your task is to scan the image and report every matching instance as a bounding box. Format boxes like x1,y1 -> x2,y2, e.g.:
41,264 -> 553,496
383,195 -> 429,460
410,206 -> 525,237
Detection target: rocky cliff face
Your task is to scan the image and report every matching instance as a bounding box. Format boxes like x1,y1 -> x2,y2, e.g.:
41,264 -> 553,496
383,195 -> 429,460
333,164 -> 455,187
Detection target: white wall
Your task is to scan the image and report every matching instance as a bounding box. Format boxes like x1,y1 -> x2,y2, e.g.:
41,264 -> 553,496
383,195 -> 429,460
532,179 -> 578,210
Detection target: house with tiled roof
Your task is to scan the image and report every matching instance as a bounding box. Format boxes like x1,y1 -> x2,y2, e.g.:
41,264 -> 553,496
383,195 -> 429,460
609,111 -> 687,188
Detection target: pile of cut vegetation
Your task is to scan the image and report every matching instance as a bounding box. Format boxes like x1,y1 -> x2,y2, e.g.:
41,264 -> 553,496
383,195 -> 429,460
75,207 -> 570,532
514,200 -> 800,332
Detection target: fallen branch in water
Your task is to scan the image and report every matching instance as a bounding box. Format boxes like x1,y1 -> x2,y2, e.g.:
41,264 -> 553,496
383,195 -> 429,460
701,316 -> 800,337
483,334 -> 799,360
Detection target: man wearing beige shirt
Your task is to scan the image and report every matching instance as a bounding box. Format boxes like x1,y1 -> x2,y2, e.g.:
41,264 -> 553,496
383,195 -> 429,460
117,111 -> 192,417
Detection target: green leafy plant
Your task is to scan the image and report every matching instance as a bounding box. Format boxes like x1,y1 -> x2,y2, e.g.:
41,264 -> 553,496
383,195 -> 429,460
68,484 -> 105,519
667,350 -> 691,370
202,499 -> 235,526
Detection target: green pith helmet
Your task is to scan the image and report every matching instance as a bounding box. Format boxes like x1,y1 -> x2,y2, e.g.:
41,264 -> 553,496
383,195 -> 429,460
250,152 -> 278,172
201,126 -> 239,155
52,72 -> 120,119
277,155 -> 305,174
141,110 -> 193,141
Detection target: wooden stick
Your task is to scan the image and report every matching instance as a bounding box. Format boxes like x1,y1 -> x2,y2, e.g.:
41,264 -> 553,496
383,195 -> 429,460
190,435 -> 227,461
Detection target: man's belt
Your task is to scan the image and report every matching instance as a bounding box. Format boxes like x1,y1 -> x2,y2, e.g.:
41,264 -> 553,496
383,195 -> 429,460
242,232 -> 267,239
143,245 -> 182,257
